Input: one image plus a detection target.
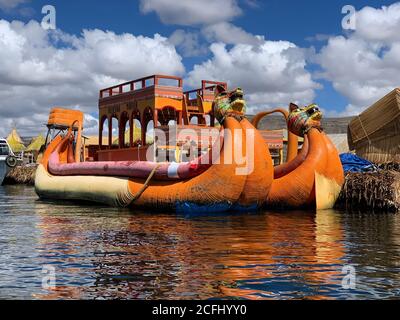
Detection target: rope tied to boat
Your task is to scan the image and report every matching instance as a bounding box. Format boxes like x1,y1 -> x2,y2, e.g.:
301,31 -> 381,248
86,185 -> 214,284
117,164 -> 162,208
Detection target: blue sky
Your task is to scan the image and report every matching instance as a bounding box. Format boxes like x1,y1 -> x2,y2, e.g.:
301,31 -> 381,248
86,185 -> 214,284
4,0 -> 394,43
0,0 -> 399,135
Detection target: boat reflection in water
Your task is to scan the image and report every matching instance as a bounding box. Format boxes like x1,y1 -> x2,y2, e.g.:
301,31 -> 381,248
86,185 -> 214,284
0,186 -> 397,300
30,198 -> 349,300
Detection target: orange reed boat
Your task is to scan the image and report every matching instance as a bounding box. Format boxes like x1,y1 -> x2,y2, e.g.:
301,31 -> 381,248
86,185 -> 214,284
35,75 -> 344,213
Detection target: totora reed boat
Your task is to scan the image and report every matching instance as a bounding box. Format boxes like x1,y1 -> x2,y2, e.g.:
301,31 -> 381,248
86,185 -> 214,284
35,74 -> 344,213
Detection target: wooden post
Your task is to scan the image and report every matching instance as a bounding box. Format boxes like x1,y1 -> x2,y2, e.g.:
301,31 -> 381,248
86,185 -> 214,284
75,125 -> 82,163
210,111 -> 215,127
154,109 -> 158,129
99,120 -> 103,149
178,111 -> 183,125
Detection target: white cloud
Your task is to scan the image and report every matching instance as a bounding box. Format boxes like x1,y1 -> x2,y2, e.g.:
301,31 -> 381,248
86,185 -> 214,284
141,0 -> 265,57
202,22 -> 264,45
187,41 -> 320,114
0,0 -> 34,17
140,0 -> 242,26
0,19 -> 185,137
0,0 -> 27,11
355,3 -> 400,43
169,29 -> 208,57
243,0 -> 259,9
315,3 -> 400,116
305,33 -> 333,43
170,21 -> 263,58
83,113 -> 100,136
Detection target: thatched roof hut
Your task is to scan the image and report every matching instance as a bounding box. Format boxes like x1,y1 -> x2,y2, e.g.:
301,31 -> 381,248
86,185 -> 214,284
6,128 -> 26,153
26,134 -> 45,153
348,88 -> 400,163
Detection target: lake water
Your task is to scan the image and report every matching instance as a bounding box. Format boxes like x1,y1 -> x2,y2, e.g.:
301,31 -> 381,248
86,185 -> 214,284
0,185 -> 400,300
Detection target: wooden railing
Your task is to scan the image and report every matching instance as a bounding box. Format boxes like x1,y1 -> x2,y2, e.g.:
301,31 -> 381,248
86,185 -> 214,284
99,75 -> 183,99
183,80 -> 227,103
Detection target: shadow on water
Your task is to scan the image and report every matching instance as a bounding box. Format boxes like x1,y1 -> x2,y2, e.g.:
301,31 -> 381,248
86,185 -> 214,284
0,185 -> 400,299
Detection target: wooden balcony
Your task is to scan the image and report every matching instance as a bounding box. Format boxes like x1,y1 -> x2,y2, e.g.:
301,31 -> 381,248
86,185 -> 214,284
99,75 -> 184,109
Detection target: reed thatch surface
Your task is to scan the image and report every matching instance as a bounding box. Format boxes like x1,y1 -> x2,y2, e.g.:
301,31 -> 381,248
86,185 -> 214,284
348,88 -> 400,146
337,170 -> 400,212
350,118 -> 400,163
378,162 -> 400,171
26,134 -> 45,152
348,88 -> 400,163
4,165 -> 37,185
7,128 -> 26,153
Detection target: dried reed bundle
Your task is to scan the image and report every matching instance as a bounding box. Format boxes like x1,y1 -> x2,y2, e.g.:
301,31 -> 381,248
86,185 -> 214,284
337,170 -> 400,212
378,162 -> 400,171
348,88 -> 400,146
4,165 -> 37,185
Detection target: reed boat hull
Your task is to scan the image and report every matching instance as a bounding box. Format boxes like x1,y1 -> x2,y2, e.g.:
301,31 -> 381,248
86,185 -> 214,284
35,164 -> 134,207
35,108 -> 345,213
35,164 -> 245,213
35,117 -> 258,213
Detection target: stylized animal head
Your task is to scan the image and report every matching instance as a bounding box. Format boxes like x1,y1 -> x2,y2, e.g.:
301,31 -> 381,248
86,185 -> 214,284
287,103 -> 323,137
213,85 -> 246,124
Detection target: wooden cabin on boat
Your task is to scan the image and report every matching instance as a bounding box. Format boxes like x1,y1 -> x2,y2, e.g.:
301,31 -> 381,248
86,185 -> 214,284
97,74 -> 227,162
44,74 -> 288,164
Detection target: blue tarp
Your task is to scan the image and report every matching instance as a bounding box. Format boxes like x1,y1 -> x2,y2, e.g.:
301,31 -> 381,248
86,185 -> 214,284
339,153 -> 377,173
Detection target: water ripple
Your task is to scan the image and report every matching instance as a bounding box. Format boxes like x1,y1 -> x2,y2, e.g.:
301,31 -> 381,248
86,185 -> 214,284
1,185 -> 400,300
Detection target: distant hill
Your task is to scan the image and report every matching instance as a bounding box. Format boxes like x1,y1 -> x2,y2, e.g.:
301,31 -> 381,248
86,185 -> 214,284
247,115 -> 354,134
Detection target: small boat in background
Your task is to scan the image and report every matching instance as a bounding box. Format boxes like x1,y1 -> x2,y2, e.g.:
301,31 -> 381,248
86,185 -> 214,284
0,138 -> 18,185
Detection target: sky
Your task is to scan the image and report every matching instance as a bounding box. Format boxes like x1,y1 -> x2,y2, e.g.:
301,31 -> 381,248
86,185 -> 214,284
0,0 -> 399,136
